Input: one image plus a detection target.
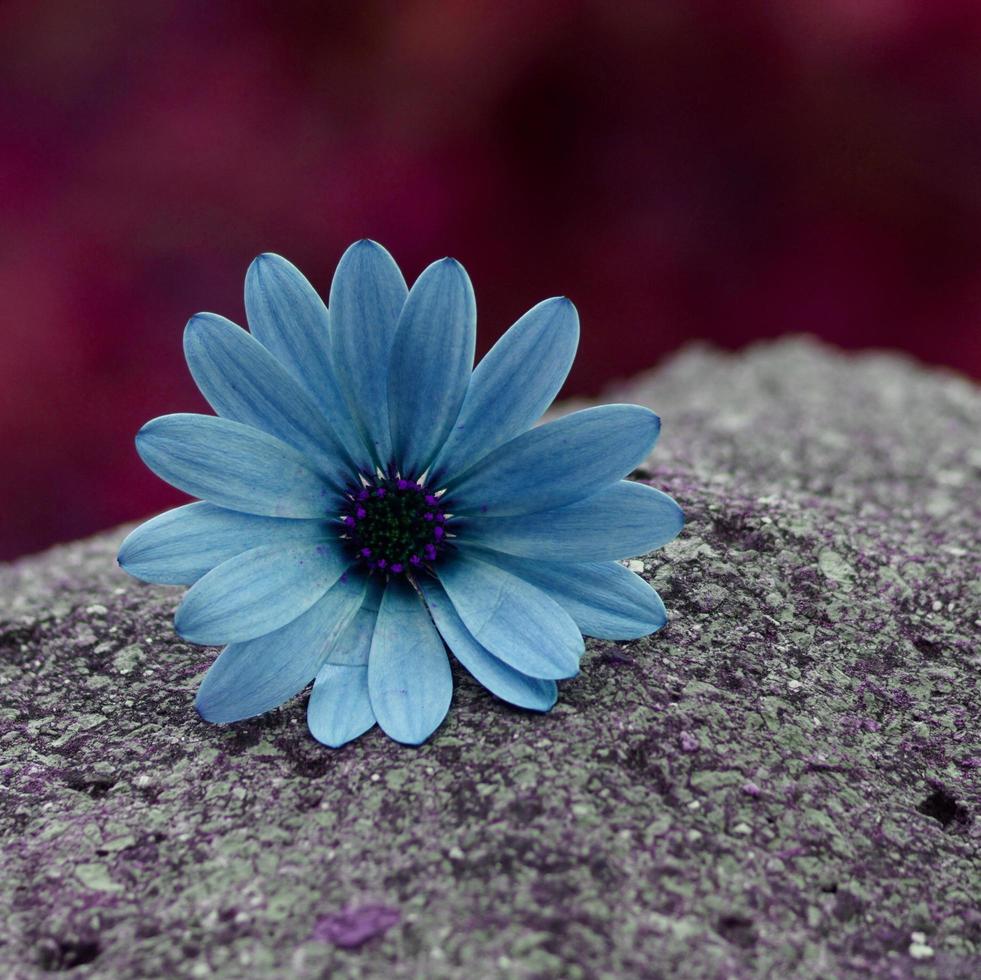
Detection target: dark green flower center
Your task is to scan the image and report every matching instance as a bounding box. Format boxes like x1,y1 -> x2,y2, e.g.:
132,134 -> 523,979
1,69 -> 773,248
339,476 -> 449,574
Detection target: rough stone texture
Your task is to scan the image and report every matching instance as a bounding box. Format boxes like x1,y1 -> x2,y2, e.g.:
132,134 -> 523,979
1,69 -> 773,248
1,337 -> 979,979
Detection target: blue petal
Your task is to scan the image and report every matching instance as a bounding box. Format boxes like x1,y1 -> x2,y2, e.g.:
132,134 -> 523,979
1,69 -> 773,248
307,664 -> 376,748
136,414 -> 336,518
418,578 -> 557,711
117,502 -> 330,585
367,578 -> 452,745
195,572 -> 367,724
174,541 -> 349,645
328,240 -> 408,468
460,480 -> 684,561
445,405 -> 660,517
470,551 -> 668,640
307,594 -> 382,747
324,577 -> 384,665
437,551 -> 582,680
244,254 -> 371,470
429,297 -> 578,483
184,312 -> 355,487
388,258 -> 476,477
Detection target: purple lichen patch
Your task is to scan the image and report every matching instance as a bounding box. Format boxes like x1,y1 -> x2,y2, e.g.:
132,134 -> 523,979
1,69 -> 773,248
311,905 -> 401,948
1,339 -> 979,978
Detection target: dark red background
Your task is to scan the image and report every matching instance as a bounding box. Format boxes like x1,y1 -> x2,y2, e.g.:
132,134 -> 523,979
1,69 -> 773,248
3,0 -> 980,560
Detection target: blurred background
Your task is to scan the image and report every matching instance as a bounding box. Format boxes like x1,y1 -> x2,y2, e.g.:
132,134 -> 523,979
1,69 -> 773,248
2,0 -> 981,560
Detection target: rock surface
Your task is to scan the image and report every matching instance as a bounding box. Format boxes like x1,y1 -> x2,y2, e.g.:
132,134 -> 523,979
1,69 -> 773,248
1,337 -> 979,979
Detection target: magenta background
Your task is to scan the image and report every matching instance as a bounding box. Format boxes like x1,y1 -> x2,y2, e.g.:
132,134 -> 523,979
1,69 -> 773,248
3,0 -> 981,560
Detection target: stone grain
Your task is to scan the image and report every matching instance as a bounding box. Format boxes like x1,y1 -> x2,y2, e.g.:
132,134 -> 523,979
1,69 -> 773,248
1,338 -> 979,978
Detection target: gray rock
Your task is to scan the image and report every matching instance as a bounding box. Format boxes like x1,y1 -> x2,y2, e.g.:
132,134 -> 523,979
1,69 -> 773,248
1,337 -> 978,979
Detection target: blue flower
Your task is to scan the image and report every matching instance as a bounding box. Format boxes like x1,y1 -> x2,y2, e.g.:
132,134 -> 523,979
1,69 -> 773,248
118,241 -> 684,746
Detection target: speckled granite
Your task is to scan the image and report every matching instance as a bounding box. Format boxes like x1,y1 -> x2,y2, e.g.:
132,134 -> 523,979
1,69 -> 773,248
1,338 -> 979,979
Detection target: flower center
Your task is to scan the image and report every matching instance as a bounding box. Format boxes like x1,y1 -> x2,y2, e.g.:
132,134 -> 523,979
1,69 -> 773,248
339,476 -> 450,575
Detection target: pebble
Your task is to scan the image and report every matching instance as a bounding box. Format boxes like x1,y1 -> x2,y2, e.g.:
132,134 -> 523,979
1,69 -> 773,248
909,940 -> 934,960
112,643 -> 143,674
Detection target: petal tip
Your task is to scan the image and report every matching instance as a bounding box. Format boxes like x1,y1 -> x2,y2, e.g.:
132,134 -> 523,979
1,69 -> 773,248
345,238 -> 387,259
172,608 -> 191,640
662,495 -> 685,537
250,251 -> 287,271
194,691 -> 228,725
543,295 -> 579,337
307,728 -> 346,749
182,312 -> 221,350
173,601 -> 207,645
246,253 -> 297,293
642,408 -> 662,447
185,310 -> 215,329
421,256 -> 470,286
115,540 -> 134,572
135,413 -> 180,442
133,418 -> 159,455
390,729 -> 436,747
532,691 -> 559,713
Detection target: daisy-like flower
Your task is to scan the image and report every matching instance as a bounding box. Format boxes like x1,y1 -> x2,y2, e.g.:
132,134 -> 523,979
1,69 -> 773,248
118,241 -> 683,746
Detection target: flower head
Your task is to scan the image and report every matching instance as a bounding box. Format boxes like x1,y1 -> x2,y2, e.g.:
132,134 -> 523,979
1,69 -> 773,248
118,241 -> 684,746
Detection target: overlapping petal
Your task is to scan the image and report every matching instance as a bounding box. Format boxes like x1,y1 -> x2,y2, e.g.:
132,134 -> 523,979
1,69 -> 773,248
307,594 -> 382,747
117,502 -> 330,585
329,240 -> 408,467
245,254 -> 370,469
418,578 -> 558,711
136,414 -> 337,518
472,551 -> 668,639
308,663 -> 376,748
429,297 -> 579,482
388,258 -> 476,477
437,551 -> 582,680
183,312 -> 354,486
174,541 -> 349,645
445,405 -> 660,517
195,573 -> 366,724
367,579 -> 453,745
459,480 -> 684,561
